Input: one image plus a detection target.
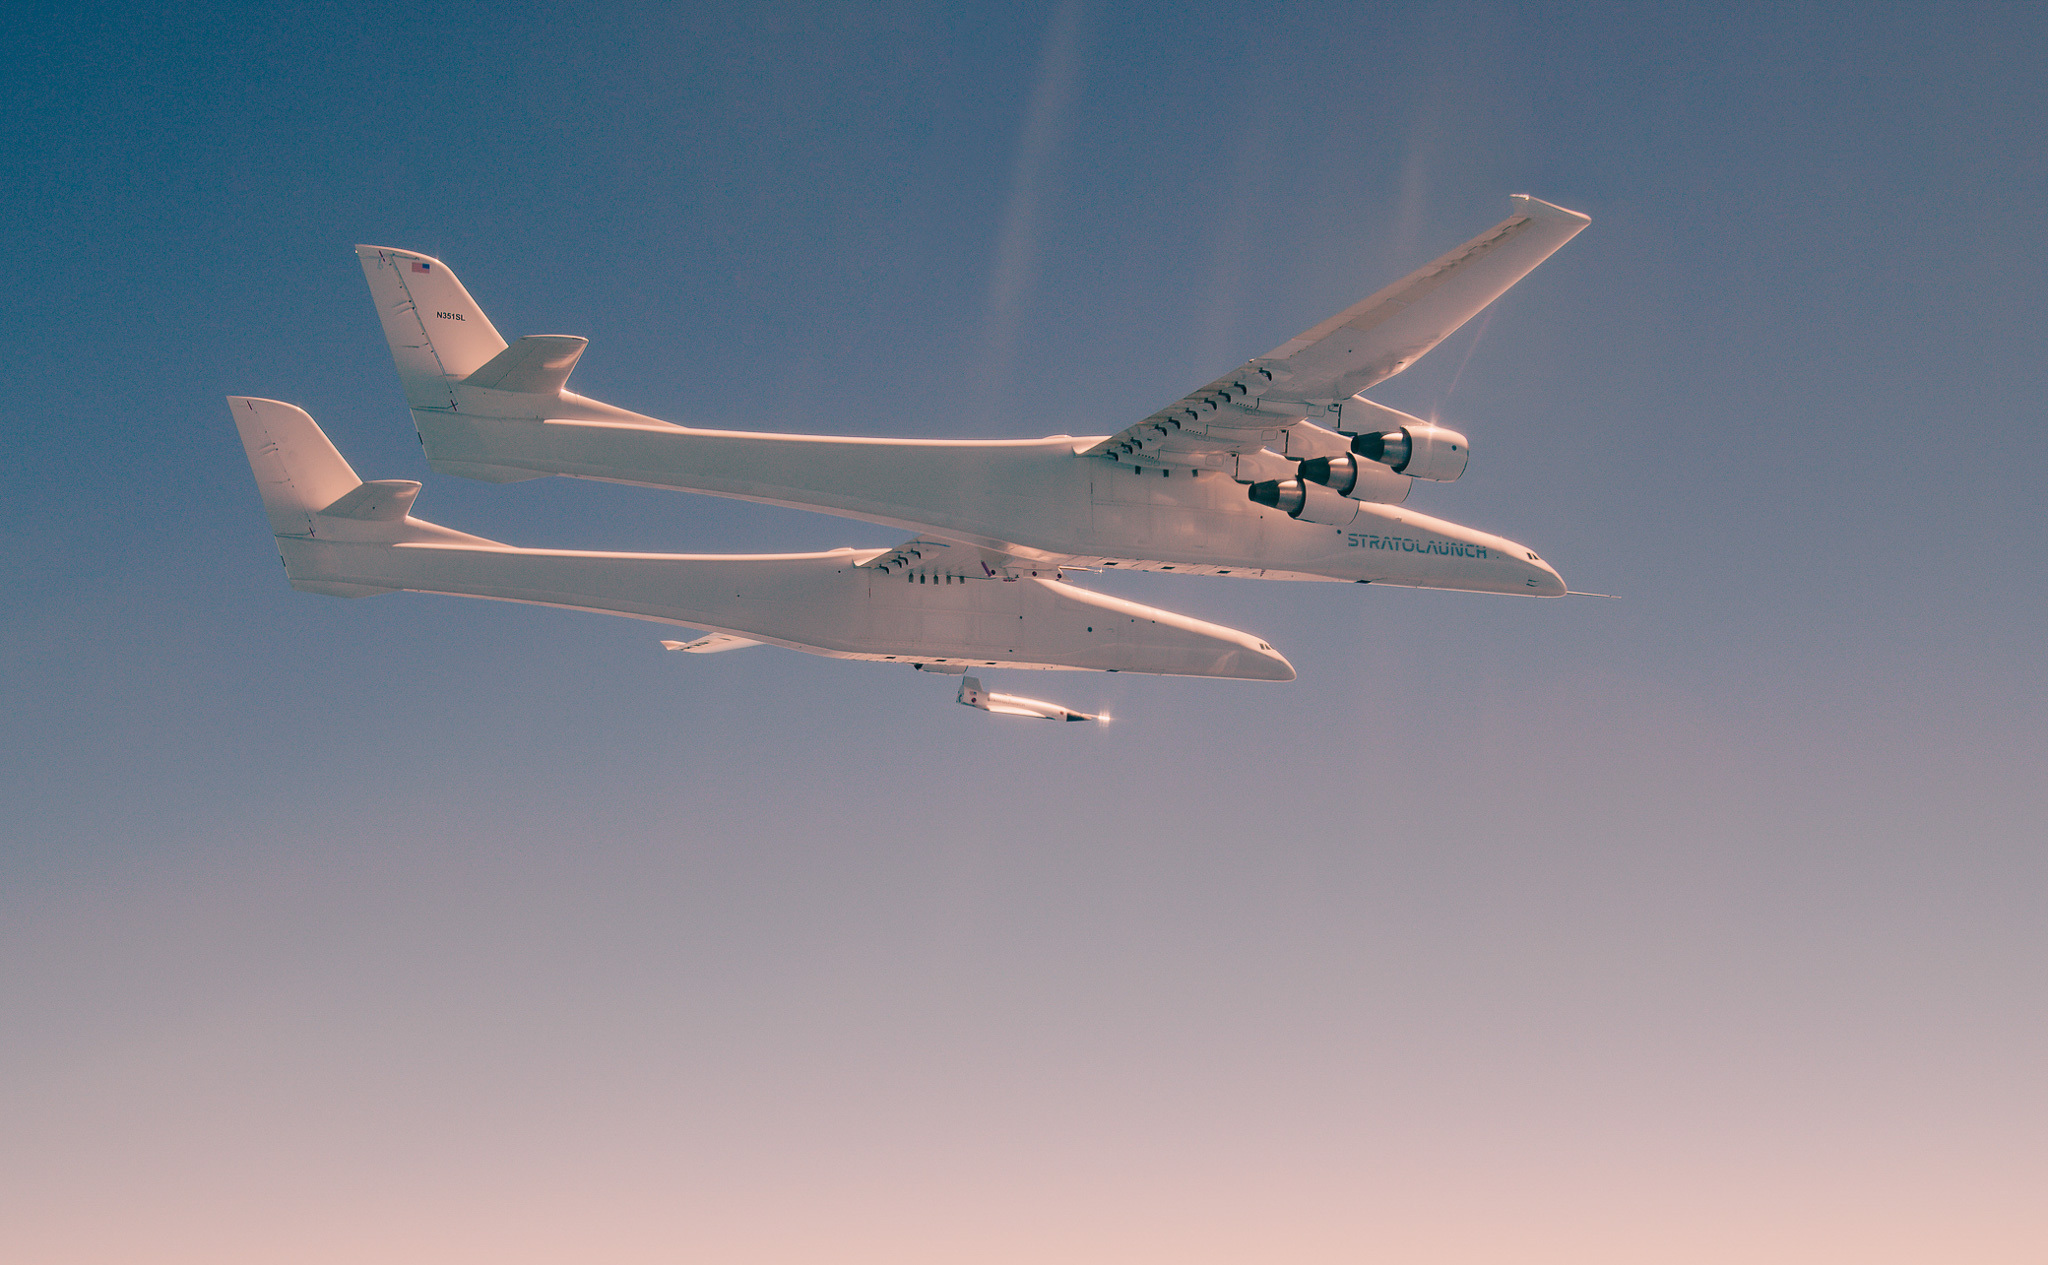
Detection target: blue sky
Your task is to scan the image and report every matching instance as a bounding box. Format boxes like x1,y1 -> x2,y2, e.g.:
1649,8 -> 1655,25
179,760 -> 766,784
3,3 -> 2044,1260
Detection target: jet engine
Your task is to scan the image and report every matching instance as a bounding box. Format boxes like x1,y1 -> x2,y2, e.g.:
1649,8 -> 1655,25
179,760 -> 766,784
1247,478 -> 1359,526
1293,452 -> 1410,503
1349,423 -> 1469,482
1297,453 -> 1362,495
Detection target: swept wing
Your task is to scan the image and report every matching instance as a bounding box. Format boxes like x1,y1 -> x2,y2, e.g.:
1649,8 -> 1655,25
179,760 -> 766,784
1083,194 -> 1589,465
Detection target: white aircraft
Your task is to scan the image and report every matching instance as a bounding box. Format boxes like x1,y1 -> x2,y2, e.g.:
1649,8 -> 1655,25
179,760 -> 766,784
957,676 -> 1104,724
230,194 -> 1589,714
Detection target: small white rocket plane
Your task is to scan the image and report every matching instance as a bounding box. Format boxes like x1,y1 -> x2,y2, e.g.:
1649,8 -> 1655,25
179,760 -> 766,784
957,676 -> 1103,724
229,195 -> 1589,716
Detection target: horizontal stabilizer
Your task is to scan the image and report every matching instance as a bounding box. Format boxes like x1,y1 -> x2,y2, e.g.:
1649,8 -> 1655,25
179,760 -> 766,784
320,480 -> 421,522
661,633 -> 762,654
463,335 -> 588,395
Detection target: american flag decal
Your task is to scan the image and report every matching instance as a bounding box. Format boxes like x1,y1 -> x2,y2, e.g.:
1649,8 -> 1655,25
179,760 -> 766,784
411,261 -> 432,273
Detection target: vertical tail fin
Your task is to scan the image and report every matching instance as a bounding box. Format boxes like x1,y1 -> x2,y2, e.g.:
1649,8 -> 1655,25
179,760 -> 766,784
355,246 -> 508,410
228,396 -> 499,596
228,396 -> 364,537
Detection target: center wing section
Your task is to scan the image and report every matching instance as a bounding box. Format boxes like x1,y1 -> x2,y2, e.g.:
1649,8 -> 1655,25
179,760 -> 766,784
859,537 -> 1071,581
1084,194 -> 1589,464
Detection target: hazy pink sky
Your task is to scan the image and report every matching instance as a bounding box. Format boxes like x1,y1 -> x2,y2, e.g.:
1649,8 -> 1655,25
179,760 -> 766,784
3,2 -> 2043,1261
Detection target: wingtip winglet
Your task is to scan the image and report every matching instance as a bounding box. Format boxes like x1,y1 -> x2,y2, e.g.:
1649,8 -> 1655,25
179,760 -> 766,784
1510,194 -> 1592,225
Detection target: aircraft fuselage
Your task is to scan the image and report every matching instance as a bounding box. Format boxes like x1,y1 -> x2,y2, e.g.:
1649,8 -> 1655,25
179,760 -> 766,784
412,391 -> 1565,596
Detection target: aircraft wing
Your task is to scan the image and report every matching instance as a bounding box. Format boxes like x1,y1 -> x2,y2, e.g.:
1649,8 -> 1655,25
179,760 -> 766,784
661,633 -> 761,653
859,537 -> 1067,581
1083,195 -> 1589,462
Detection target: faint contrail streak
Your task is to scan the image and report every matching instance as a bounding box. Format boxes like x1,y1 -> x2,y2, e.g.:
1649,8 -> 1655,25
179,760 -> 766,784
1391,82 -> 1445,265
979,0 -> 1085,421
1436,305 -> 1496,418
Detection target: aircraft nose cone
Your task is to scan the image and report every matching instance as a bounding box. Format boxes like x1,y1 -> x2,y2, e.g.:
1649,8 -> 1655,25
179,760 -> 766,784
1228,642 -> 1296,681
1530,560 -> 1567,597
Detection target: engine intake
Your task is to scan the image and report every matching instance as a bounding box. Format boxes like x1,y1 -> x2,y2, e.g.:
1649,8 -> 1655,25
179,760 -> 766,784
1351,423 -> 1468,482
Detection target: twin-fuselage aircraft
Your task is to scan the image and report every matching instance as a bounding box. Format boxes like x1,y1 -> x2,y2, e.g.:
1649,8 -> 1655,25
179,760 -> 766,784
231,195 -> 1590,718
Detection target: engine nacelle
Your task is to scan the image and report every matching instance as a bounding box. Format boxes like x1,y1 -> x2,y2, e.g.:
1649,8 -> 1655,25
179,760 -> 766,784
1247,478 -> 1359,526
1298,453 -> 1360,495
1296,453 -> 1409,504
1351,423 -> 1469,482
